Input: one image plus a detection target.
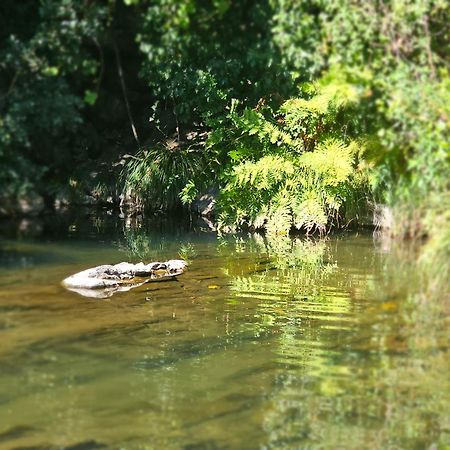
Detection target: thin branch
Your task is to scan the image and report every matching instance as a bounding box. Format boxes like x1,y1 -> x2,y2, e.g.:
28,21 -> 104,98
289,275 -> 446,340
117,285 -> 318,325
113,40 -> 140,147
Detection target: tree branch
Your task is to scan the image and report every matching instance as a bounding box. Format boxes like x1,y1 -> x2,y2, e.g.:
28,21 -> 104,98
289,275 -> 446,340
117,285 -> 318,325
113,40 -> 140,147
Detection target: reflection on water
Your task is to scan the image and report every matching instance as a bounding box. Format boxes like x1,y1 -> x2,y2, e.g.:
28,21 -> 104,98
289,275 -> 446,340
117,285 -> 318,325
0,213 -> 448,449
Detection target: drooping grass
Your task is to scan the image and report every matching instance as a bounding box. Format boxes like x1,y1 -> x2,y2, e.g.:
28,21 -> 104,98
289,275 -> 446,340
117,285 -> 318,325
121,142 -> 208,211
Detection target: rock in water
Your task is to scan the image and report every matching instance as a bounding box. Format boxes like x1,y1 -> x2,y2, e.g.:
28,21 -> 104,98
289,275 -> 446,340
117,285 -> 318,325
62,259 -> 187,298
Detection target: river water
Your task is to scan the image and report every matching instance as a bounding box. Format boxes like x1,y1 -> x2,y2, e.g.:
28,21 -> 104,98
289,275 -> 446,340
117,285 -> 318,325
0,212 -> 448,449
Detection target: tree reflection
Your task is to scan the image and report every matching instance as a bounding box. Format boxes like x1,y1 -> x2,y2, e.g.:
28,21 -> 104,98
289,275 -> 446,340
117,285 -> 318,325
218,232 -> 449,449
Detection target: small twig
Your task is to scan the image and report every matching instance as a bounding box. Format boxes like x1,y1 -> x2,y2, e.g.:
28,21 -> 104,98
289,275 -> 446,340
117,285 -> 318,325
113,40 -> 140,147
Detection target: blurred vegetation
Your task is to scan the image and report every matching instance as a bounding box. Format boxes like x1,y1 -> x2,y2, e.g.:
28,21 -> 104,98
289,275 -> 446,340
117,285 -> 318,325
1,1 -> 449,246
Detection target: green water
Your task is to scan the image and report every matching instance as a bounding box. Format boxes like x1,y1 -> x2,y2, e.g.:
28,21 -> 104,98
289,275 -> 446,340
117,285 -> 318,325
0,213 -> 448,450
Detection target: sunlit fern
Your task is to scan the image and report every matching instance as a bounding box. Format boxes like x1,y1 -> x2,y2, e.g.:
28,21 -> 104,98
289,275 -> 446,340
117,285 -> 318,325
216,70 -> 370,234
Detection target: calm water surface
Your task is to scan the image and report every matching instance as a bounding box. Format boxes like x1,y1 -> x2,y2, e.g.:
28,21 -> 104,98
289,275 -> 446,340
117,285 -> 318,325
0,213 -> 448,450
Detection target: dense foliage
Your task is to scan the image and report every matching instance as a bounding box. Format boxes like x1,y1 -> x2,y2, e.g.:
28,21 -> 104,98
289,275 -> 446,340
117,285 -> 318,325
198,71 -> 371,233
1,0 -> 449,238
137,0 -> 293,125
0,1 -> 110,199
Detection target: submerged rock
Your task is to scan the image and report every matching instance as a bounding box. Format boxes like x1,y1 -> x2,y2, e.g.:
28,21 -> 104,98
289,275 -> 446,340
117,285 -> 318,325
62,259 -> 187,298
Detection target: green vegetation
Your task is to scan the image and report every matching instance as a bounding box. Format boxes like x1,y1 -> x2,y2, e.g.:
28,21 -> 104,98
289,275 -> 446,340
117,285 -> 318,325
1,0 -> 449,243
203,71 -> 371,233
121,142 -> 208,211
1,3 -> 448,446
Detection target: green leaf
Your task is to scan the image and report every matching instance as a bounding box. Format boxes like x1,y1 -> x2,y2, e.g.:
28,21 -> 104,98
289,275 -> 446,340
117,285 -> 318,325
84,90 -> 98,106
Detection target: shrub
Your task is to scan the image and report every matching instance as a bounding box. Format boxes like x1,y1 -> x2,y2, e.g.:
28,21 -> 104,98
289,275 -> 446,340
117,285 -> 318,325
209,71 -> 371,234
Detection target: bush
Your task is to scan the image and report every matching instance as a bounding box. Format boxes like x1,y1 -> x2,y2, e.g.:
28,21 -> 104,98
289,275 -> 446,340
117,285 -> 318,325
205,71 -> 372,234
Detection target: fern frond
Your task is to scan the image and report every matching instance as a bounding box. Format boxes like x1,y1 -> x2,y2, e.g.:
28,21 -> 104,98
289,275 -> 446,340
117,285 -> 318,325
266,205 -> 292,235
299,139 -> 354,186
233,155 -> 295,190
292,196 -> 328,235
233,108 -> 293,147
